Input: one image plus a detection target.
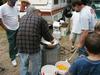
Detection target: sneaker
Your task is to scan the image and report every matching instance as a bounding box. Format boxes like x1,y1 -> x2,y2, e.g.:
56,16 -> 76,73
70,49 -> 75,53
70,46 -> 75,53
16,53 -> 19,57
71,46 -> 75,50
11,59 -> 17,67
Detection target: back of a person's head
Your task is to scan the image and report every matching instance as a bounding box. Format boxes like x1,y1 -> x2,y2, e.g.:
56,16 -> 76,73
85,33 -> 100,54
95,21 -> 100,34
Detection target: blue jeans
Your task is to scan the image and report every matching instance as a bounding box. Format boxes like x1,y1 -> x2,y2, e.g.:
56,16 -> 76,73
19,51 -> 41,75
6,29 -> 18,61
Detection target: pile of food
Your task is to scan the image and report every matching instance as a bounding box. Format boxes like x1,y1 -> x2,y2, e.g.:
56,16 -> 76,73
55,61 -> 70,75
56,64 -> 69,71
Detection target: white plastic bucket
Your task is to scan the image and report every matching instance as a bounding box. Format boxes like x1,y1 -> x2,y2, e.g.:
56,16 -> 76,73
55,61 -> 70,75
41,65 -> 57,75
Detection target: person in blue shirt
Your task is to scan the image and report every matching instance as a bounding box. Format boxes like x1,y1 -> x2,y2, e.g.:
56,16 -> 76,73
67,32 -> 100,75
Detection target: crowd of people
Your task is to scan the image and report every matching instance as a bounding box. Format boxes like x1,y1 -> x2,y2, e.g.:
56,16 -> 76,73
0,0 -> 100,75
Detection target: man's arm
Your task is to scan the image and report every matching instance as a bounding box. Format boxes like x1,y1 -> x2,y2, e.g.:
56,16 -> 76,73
18,15 -> 20,22
77,30 -> 89,48
0,7 -> 7,30
0,18 -> 7,30
41,18 -> 54,43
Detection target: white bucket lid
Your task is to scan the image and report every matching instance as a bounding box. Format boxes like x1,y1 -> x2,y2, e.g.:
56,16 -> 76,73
41,65 -> 57,75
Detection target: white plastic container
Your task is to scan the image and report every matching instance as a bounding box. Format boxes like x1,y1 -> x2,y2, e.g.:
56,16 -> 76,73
41,65 -> 57,75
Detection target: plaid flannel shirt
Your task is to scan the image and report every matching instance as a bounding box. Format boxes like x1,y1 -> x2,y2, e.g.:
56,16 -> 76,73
16,14 -> 53,54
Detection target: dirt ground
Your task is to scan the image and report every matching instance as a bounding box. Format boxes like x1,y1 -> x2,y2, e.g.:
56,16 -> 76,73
0,26 -> 78,75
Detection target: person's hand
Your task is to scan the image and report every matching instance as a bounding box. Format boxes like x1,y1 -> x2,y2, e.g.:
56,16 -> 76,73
47,44 -> 55,49
77,43 -> 83,49
50,39 -> 54,44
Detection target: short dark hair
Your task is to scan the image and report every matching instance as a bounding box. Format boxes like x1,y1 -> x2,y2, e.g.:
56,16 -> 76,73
85,33 -> 100,54
72,1 -> 86,7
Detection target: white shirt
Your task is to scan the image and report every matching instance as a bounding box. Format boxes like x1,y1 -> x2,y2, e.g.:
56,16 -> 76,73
80,6 -> 97,32
0,3 -> 19,30
71,11 -> 81,34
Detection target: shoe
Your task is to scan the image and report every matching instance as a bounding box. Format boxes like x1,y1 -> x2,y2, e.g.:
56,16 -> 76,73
71,46 -> 75,50
16,53 -> 19,57
11,59 -> 17,67
70,46 -> 75,53
70,49 -> 75,53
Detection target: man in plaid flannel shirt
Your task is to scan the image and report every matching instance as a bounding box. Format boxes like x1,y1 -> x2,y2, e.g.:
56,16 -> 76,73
16,6 -> 54,75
